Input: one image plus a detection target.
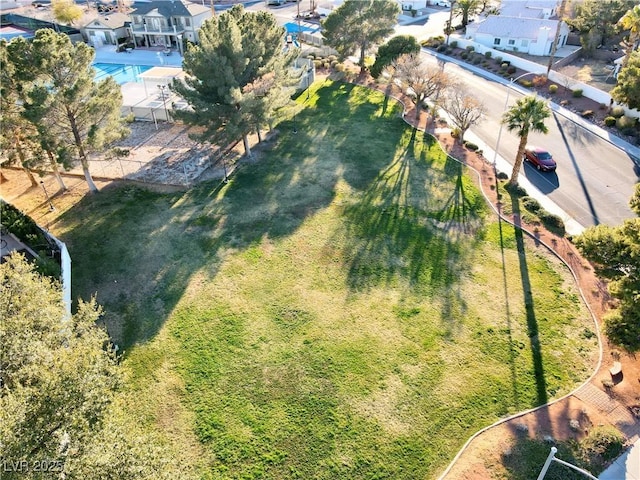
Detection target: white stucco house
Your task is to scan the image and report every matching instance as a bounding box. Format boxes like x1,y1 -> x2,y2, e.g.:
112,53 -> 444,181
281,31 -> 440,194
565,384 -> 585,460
466,15 -> 569,56
82,13 -> 130,48
498,0 -> 560,20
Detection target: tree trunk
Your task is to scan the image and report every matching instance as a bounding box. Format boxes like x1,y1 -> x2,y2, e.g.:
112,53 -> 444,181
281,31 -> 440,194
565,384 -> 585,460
15,140 -> 38,187
67,107 -> 98,193
508,134 -> 529,186
243,134 -> 252,158
359,46 -> 366,74
459,128 -> 467,144
47,150 -> 67,192
414,101 -> 421,123
257,127 -> 263,143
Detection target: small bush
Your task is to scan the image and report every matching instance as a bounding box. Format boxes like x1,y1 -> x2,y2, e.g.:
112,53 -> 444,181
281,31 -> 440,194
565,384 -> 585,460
520,79 -> 533,88
522,196 -> 542,213
494,56 -> 502,64
328,55 -> 337,62
507,65 -> 516,74
572,89 -> 583,98
450,40 -> 458,48
472,56 -> 482,64
610,105 -> 625,118
548,84 -> 558,94
579,426 -> 625,471
581,110 -> 594,118
465,45 -> 475,52
313,60 -> 322,69
604,116 -> 616,127
464,141 -> 479,151
617,115 -> 637,130
497,171 -> 509,180
446,48 -> 453,54
437,44 -> 447,52
484,51 -> 492,58
532,75 -> 547,87
501,62 -> 509,69
451,127 -> 461,138
505,182 -> 528,197
334,64 -> 345,72
538,210 -> 565,235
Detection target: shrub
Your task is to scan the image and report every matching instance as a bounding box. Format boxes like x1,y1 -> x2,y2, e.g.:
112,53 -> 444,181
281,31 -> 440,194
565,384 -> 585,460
610,105 -> 625,118
451,127 -> 461,138
437,44 -> 447,52
502,59 -> 511,66
532,75 -> 547,87
520,79 -> 533,88
581,110 -> 594,118
450,40 -> 458,48
579,426 -> 625,471
522,196 -> 542,213
484,51 -> 492,58
494,56 -> 502,64
603,309 -> 640,350
328,55 -> 337,62
548,84 -> 558,94
538,210 -> 565,235
507,66 -> 516,74
461,52 -> 468,59
501,62 -> 509,69
497,171 -> 509,180
334,64 -> 345,72
313,60 -> 322,69
446,48 -> 453,54
505,182 -> 528,197
330,60 -> 339,68
572,89 -> 583,98
465,45 -> 475,52
472,56 -> 482,64
617,115 -> 637,130
464,141 -> 479,151
604,116 -> 616,127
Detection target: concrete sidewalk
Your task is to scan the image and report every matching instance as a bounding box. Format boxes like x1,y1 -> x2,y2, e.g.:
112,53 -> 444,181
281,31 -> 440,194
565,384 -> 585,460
599,438 -> 640,480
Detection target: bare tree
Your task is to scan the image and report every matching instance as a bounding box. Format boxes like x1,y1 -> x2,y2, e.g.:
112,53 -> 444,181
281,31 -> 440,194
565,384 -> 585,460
443,87 -> 486,143
388,53 -> 451,126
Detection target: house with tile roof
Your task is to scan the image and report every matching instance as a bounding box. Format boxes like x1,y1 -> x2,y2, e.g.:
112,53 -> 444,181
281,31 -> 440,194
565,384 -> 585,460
82,12 -> 130,48
127,0 -> 211,55
498,0 -> 560,20
466,10 -> 568,56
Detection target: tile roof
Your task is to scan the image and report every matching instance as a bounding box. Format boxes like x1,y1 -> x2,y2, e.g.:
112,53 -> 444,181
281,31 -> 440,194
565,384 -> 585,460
499,0 -> 558,18
83,12 -> 129,28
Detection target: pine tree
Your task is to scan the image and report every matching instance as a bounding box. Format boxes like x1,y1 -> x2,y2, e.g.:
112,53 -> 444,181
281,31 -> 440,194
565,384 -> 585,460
172,5 -> 297,158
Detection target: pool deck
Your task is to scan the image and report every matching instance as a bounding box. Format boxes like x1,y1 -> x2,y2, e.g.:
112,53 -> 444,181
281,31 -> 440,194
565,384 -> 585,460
94,45 -> 184,68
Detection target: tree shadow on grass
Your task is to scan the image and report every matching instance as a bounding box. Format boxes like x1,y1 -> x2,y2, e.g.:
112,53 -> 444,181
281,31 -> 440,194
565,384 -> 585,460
508,188 -> 549,406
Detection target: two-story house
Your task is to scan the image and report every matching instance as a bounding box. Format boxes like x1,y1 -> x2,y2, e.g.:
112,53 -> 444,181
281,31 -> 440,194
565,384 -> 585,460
128,0 -> 211,55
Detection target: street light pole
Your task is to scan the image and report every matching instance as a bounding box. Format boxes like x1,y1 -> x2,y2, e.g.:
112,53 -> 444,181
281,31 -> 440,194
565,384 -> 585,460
40,181 -> 55,211
491,71 -> 539,169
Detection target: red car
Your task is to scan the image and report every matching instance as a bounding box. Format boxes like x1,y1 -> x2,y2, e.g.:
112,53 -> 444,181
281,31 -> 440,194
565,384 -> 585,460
524,146 -> 557,172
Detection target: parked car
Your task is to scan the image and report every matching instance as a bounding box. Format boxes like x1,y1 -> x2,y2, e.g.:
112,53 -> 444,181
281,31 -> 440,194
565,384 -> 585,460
524,146 -> 557,172
31,0 -> 51,7
432,0 -> 451,7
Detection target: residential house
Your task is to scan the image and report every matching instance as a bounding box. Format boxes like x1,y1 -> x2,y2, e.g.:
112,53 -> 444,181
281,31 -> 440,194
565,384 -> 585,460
466,10 -> 569,56
82,12 -> 130,48
499,0 -> 560,20
127,0 -> 211,56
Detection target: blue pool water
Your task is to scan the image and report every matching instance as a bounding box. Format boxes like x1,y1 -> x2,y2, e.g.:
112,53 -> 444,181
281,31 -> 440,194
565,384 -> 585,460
93,63 -> 153,85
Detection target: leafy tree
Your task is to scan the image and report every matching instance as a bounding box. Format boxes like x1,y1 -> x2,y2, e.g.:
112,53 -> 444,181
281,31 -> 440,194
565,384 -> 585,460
568,0 -> 636,56
502,95 -> 550,186
0,254 -> 118,475
172,5 -> 297,158
618,5 -> 640,66
52,0 -> 83,25
0,254 -> 188,479
611,50 -> 640,110
370,34 -> 420,79
574,185 -> 640,351
322,0 -> 400,74
443,87 -> 486,143
455,0 -> 485,27
1,38 -> 71,191
388,53 -> 451,124
9,29 -> 128,193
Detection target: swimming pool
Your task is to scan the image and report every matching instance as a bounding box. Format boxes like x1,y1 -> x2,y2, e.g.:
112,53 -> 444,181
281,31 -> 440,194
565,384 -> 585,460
93,63 -> 153,85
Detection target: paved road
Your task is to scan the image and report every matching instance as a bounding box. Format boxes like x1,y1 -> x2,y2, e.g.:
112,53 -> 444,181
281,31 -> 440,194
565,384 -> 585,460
420,54 -> 638,229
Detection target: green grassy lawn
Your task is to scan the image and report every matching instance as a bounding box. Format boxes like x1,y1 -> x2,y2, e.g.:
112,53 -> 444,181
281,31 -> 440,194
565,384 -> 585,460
56,81 -> 598,479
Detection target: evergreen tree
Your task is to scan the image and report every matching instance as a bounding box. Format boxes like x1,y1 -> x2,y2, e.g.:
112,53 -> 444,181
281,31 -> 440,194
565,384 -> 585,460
172,5 -> 297,157
322,0 -> 400,74
8,29 -> 128,193
611,50 -> 640,110
370,35 -> 420,79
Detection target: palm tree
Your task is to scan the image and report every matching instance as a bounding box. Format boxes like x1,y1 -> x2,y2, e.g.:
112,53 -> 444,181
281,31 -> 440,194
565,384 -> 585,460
618,5 -> 640,66
502,96 -> 551,186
